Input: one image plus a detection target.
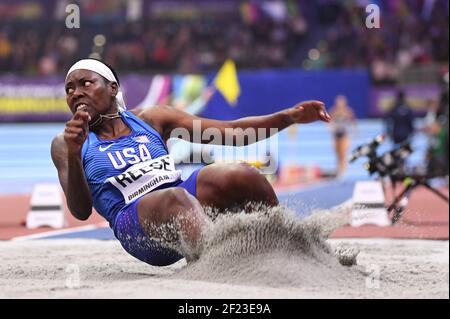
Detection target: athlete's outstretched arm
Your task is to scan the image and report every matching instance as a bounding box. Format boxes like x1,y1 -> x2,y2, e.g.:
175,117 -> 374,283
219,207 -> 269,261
139,100 -> 330,145
51,109 -> 93,220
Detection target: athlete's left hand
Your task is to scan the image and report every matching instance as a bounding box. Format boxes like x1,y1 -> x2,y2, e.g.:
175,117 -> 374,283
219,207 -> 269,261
287,100 -> 331,124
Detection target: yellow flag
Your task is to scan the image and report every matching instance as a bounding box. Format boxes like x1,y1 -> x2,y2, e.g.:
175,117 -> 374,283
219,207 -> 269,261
213,59 -> 241,106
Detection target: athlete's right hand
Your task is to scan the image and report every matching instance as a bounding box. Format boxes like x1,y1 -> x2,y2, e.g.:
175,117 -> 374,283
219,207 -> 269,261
64,109 -> 91,155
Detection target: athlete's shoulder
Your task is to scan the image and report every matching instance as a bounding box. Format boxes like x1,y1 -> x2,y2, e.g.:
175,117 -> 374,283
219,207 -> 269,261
133,105 -> 175,119
50,133 -> 67,168
51,133 -> 65,153
131,105 -> 178,137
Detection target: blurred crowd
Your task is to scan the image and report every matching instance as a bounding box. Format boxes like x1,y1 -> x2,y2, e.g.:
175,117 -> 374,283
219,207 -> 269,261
0,0 -> 309,75
0,0 -> 448,80
316,0 -> 449,84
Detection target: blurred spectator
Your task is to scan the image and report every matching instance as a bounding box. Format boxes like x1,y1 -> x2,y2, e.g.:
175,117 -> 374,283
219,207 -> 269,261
385,90 -> 415,145
431,73 -> 449,177
329,95 -> 357,177
0,31 -> 13,69
38,54 -> 58,75
420,98 -> 446,177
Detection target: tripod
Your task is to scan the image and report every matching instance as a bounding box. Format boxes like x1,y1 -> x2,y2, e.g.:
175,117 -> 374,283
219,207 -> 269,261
383,173 -> 449,224
349,135 -> 449,224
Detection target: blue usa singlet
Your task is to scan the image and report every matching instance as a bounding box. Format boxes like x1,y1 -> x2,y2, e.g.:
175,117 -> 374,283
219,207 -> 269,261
81,111 -> 182,227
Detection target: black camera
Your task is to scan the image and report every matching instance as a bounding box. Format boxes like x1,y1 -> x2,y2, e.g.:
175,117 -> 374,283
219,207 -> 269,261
349,134 -> 385,163
349,135 -> 413,178
365,143 -> 413,177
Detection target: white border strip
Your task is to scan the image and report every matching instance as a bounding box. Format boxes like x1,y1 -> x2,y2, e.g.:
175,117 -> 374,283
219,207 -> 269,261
11,222 -> 108,241
275,179 -> 346,197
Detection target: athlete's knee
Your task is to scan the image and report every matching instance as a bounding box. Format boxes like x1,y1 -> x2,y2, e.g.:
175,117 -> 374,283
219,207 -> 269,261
211,163 -> 274,203
164,188 -> 192,207
197,163 -> 277,208
140,188 -> 199,225
225,163 -> 268,189
232,163 -> 278,204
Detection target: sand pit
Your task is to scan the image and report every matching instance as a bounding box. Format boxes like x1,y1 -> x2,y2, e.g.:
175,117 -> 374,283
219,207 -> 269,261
0,207 -> 448,299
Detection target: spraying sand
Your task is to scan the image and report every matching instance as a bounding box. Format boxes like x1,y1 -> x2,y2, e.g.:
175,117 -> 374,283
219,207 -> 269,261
0,205 -> 448,298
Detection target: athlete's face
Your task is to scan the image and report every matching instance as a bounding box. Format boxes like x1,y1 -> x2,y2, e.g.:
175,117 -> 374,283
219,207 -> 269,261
65,69 -> 118,120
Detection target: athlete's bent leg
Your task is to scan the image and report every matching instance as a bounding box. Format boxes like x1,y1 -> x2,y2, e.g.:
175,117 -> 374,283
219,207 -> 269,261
196,162 -> 279,211
137,188 -> 212,261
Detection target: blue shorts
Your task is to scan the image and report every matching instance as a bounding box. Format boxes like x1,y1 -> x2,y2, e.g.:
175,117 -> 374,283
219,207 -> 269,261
112,168 -> 201,266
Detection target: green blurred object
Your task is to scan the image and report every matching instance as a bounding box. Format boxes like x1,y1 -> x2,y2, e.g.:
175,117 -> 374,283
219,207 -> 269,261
181,75 -> 206,103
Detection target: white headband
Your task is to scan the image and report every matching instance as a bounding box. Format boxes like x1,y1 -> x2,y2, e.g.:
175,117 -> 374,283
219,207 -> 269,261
66,59 -> 126,112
